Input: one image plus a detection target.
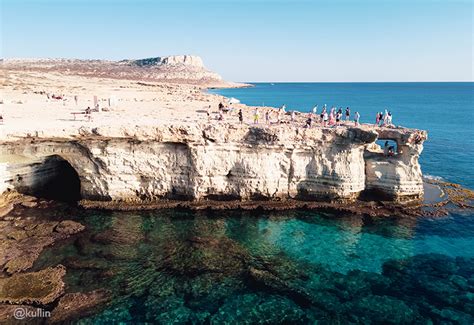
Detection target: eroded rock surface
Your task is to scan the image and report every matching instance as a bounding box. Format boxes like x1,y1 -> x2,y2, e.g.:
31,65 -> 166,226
0,265 -> 66,305
50,289 -> 111,323
0,205 -> 85,274
0,124 -> 427,204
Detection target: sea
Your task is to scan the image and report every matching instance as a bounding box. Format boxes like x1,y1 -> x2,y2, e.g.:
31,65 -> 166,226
32,83 -> 474,323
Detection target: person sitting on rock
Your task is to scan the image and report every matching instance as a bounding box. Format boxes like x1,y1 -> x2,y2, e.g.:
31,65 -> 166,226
388,146 -> 395,156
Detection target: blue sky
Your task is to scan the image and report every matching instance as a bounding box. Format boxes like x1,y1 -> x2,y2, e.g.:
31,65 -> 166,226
1,0 -> 472,81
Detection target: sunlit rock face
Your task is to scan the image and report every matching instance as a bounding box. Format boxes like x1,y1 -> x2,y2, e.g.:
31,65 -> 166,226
364,128 -> 427,200
0,124 -> 426,202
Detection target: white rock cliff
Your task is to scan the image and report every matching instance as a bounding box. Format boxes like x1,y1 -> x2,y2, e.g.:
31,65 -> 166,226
0,124 -> 427,203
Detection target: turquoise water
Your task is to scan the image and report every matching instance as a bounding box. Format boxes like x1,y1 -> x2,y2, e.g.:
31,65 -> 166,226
34,209 -> 474,323
210,82 -> 474,189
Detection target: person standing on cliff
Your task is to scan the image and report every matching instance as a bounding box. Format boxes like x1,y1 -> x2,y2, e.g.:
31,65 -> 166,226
336,108 -> 342,124
354,111 -> 360,126
345,107 -> 351,121
320,106 -> 326,123
207,105 -> 212,121
386,111 -> 393,126
238,109 -> 243,124
312,105 -> 318,115
254,108 -> 260,124
322,111 -> 328,127
265,110 -> 271,124
382,109 -> 389,125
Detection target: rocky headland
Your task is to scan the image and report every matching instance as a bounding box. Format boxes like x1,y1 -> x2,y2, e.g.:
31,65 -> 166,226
1,55 -> 473,322
1,54 -> 472,211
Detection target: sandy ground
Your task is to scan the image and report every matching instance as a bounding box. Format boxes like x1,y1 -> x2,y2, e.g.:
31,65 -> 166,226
0,70 -> 239,138
0,69 -> 381,141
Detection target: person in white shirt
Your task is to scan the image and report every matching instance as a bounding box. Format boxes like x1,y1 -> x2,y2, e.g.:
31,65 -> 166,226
354,111 -> 361,126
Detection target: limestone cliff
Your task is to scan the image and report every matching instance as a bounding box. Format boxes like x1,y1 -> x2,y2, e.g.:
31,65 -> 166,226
0,124 -> 427,203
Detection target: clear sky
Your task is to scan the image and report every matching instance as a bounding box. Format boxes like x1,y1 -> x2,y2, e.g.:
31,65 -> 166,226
1,0 -> 472,82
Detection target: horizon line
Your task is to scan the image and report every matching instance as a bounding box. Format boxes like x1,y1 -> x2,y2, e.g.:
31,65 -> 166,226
236,80 -> 474,83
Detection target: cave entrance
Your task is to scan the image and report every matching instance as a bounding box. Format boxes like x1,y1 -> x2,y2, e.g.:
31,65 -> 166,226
376,139 -> 398,157
16,155 -> 81,202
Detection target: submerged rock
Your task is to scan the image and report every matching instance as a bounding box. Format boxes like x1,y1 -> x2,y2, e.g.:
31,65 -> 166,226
0,265 -> 66,305
161,236 -> 250,277
54,220 -> 85,235
211,293 -> 308,324
2,236 -> 55,274
50,289 -> 111,323
345,295 -> 418,324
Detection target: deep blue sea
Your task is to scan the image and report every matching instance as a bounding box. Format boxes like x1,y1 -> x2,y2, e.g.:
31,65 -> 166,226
210,82 -> 474,189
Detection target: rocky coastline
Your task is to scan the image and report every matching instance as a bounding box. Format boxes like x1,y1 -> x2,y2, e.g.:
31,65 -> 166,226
1,55 -> 474,322
0,123 -> 428,206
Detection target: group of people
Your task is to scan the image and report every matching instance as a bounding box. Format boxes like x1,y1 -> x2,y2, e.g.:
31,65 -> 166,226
309,105 -> 361,127
211,101 -> 396,130
375,110 -> 393,127
250,105 -> 286,125
383,141 -> 396,156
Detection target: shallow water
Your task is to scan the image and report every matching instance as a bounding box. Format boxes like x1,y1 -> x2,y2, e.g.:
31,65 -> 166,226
34,209 -> 474,323
209,82 -> 474,189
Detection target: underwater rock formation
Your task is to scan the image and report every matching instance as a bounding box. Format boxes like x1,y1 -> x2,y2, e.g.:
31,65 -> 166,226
50,289 -> 111,323
0,265 -> 66,305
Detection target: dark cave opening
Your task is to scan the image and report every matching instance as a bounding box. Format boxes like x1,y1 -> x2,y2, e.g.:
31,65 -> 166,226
15,155 -> 81,202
